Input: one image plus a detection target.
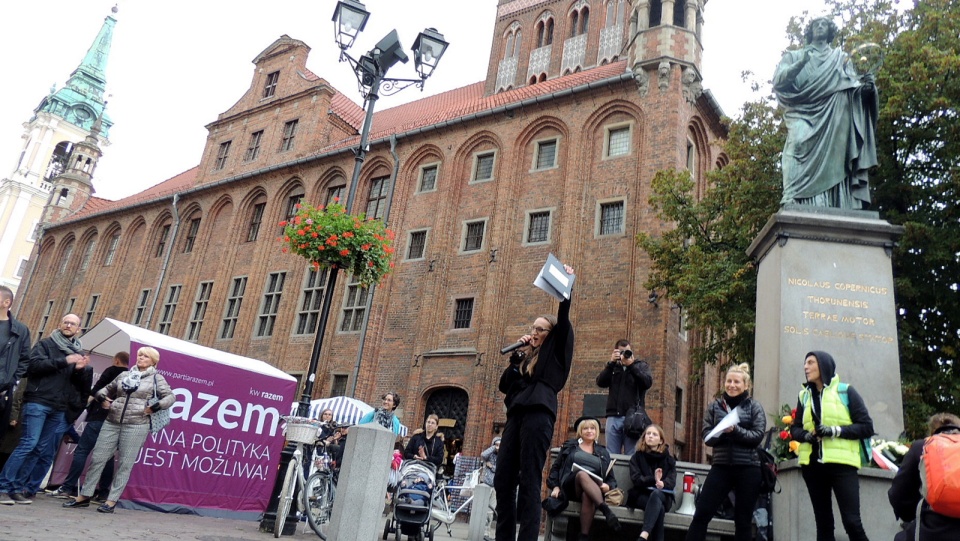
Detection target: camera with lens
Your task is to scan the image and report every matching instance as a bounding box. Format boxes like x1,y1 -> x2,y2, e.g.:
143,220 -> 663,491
621,350 -> 633,359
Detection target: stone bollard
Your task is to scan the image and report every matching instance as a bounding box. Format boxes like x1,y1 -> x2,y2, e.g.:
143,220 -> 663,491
328,422 -> 396,540
467,484 -> 494,541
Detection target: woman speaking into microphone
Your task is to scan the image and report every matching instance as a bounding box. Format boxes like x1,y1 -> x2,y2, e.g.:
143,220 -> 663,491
494,263 -> 575,541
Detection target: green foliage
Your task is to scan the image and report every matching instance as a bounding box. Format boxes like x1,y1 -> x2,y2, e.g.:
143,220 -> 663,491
869,0 -> 960,437
637,98 -> 784,371
639,0 -> 960,437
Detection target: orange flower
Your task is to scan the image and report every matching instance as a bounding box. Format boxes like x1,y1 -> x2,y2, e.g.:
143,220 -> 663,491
312,261 -> 320,270
279,220 -> 288,227
281,247 -> 288,253
368,261 -> 375,267
389,262 -> 395,268
284,236 -> 291,242
295,203 -> 302,209
311,232 -> 319,238
297,229 -> 305,236
789,440 -> 801,453
340,249 -> 350,256
361,244 -> 371,250
384,246 -> 394,254
343,231 -> 354,238
294,216 -> 302,225
386,230 -> 395,240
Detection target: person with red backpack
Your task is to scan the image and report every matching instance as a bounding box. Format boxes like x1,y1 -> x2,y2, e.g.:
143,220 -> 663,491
789,351 -> 875,541
888,413 -> 960,541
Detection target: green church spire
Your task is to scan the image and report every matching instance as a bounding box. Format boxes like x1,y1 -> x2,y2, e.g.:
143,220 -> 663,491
33,6 -> 117,137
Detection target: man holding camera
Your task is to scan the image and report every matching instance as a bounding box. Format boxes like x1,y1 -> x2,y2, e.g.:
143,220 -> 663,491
596,339 -> 652,454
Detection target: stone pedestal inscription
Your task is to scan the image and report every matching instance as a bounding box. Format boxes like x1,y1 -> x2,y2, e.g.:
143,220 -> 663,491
748,208 -> 905,438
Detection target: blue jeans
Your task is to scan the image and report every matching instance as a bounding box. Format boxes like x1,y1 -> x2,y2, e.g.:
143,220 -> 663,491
604,416 -> 638,455
0,402 -> 65,494
61,419 -> 114,493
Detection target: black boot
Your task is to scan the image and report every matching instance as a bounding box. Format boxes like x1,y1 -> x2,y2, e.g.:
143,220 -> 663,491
598,503 -> 622,532
578,534 -> 590,541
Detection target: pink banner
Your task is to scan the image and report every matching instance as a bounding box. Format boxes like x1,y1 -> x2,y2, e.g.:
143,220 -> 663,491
108,342 -> 294,517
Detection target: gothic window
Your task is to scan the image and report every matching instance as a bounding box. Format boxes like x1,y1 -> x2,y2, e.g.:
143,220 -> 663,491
650,0 -> 662,27
82,295 -> 99,333
220,276 -> 247,339
326,184 -> 345,205
674,0 -> 687,27
247,200 -> 266,242
339,275 -> 368,332
295,266 -> 328,336
366,176 -> 390,220
186,281 -> 213,341
103,231 -> 120,266
58,241 -> 74,274
183,217 -> 201,253
282,190 -> 304,234
158,285 -> 181,335
256,272 -> 286,337
133,289 -> 150,326
79,236 -> 97,272
155,224 -> 171,257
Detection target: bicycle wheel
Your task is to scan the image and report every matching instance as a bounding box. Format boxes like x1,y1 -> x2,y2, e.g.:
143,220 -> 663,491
275,458 -> 299,538
304,472 -> 333,539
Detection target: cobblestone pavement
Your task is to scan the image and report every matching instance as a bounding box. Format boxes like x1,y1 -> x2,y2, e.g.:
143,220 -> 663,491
0,493 -> 305,541
0,493 -> 474,541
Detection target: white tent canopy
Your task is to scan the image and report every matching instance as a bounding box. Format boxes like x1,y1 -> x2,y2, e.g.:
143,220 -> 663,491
83,318 -> 294,381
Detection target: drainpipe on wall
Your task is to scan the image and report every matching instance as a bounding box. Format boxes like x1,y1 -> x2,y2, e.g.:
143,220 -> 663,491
145,193 -> 180,329
348,134 -> 401,397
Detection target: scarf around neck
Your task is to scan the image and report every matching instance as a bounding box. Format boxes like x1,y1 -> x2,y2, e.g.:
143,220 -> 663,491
120,366 -> 151,393
51,330 -> 83,355
374,408 -> 394,430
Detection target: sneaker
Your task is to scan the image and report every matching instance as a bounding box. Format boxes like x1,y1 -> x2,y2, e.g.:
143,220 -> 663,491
48,486 -> 75,499
0,494 -> 14,505
10,493 -> 32,504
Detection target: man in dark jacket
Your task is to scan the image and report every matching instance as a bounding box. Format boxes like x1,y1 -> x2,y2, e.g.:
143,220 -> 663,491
596,339 -> 652,454
50,351 -> 129,499
0,314 -> 90,505
888,413 -> 960,541
0,286 -> 31,443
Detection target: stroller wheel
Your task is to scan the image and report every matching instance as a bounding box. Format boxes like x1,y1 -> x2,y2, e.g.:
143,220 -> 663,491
383,519 -> 391,540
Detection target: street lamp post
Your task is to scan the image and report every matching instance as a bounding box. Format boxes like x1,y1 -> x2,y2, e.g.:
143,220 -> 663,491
296,1 -> 448,416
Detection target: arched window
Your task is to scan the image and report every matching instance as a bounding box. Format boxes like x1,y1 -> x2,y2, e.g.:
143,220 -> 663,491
674,0 -> 686,27
650,0 -> 662,27
579,8 -> 590,34
570,11 -> 579,38
514,30 -> 522,56
545,18 -> 554,45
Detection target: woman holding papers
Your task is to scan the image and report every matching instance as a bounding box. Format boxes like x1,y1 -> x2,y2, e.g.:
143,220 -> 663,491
495,263 -> 575,541
628,424 -> 676,541
547,417 -> 620,540
685,363 -> 766,541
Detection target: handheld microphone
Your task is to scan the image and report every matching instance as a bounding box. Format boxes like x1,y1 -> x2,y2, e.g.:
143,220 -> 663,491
500,341 -> 525,355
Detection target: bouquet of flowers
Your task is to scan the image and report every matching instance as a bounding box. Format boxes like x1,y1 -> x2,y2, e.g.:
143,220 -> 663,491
869,438 -> 910,470
769,404 -> 801,461
279,200 -> 395,286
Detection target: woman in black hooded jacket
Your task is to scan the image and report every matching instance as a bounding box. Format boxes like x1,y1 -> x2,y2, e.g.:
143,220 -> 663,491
685,363 -> 766,541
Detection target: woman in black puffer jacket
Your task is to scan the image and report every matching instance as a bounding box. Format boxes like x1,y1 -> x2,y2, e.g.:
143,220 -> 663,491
685,363 -> 766,541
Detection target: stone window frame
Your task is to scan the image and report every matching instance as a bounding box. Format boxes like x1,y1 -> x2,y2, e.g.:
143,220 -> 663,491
279,119 -> 299,153
417,162 -> 440,194
469,150 -> 498,184
155,224 -> 171,258
523,207 -> 554,246
82,294 -> 99,333
595,197 -> 626,237
102,231 -> 120,266
183,217 -> 202,253
246,200 -> 267,242
603,122 -> 633,159
459,218 -> 489,254
405,228 -> 429,261
532,137 -> 560,172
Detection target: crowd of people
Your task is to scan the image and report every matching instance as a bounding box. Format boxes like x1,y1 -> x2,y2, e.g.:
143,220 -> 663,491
0,285 -> 176,513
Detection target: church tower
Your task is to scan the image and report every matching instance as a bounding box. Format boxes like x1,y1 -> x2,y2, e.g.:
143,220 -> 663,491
0,6 -> 117,292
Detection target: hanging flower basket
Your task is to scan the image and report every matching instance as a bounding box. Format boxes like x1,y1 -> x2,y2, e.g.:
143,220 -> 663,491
279,200 -> 395,286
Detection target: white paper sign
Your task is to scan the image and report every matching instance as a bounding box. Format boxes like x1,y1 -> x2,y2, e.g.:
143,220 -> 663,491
705,407 -> 740,441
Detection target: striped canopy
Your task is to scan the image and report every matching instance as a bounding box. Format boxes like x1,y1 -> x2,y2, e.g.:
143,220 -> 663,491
288,397 -> 409,435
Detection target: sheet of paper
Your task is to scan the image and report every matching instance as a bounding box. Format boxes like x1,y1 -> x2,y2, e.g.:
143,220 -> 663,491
704,407 -> 740,441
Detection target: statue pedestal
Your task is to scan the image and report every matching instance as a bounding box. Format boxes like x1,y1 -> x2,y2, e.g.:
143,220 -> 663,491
328,423 -> 396,540
774,460 -> 899,541
747,208 -> 905,438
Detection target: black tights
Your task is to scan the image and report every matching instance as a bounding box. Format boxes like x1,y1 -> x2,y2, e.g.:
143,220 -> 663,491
572,471 -> 604,535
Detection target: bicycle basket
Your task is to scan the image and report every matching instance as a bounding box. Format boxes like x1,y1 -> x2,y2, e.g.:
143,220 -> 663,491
283,416 -> 320,444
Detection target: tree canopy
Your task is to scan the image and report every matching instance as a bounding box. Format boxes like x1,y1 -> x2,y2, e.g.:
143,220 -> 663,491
639,0 -> 959,437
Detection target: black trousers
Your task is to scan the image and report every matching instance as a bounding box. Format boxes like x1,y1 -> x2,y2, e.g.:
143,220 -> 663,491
494,407 -> 554,541
685,464 -> 761,541
801,461 -> 869,541
635,489 -> 672,541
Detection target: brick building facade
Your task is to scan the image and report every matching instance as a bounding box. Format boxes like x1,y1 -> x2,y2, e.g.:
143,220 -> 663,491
16,0 -> 726,461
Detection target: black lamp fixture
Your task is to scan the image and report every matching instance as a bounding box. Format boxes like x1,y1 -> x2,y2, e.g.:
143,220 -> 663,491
294,3 -> 450,415
332,0 -> 370,51
412,28 -> 449,80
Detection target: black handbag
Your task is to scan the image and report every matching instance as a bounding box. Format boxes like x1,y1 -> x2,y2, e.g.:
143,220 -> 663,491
623,402 -> 651,439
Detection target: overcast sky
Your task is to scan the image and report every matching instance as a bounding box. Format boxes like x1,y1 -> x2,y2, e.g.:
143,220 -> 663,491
0,0 -> 830,201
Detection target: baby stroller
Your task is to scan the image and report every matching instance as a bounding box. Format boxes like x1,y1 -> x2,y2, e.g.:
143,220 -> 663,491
383,460 -> 437,541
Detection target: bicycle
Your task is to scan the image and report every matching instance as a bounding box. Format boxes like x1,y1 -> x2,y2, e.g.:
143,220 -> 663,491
303,441 -> 340,539
429,472 -> 496,539
275,416 -> 321,538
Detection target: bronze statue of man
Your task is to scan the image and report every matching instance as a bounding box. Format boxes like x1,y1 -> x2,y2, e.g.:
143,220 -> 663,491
773,17 -> 879,209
